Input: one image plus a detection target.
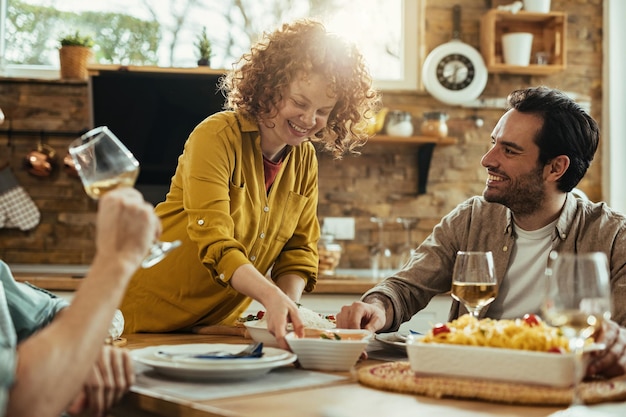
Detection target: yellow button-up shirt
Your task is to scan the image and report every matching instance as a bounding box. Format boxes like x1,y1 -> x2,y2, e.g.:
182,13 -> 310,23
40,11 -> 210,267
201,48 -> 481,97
121,111 -> 320,333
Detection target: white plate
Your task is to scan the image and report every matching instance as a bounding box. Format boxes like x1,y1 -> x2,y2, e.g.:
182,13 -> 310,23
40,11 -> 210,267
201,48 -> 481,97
132,344 -> 297,380
153,343 -> 292,364
374,332 -> 409,351
406,341 -> 604,388
375,332 -> 423,352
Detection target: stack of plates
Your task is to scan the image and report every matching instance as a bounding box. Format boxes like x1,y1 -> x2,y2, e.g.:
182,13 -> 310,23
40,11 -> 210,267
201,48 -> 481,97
132,343 -> 297,380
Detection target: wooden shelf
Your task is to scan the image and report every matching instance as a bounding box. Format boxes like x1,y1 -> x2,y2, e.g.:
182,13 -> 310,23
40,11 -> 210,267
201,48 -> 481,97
480,10 -> 567,75
368,135 -> 457,145
366,135 -> 457,195
87,64 -> 226,76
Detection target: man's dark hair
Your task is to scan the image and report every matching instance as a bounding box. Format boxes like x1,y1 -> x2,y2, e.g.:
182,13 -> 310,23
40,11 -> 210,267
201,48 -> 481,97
507,86 -> 599,192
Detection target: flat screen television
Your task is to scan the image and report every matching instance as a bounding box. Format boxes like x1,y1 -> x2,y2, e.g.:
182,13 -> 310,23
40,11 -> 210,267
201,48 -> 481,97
89,67 -> 225,204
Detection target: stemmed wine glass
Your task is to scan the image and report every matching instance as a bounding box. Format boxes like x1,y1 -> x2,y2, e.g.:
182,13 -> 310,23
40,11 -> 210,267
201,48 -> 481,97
451,251 -> 498,319
69,126 -> 181,268
542,252 -> 612,415
396,217 -> 417,269
370,216 -> 394,281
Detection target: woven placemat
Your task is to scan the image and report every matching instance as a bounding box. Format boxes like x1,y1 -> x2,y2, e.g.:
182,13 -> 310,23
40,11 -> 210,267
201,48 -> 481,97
357,361 -> 626,406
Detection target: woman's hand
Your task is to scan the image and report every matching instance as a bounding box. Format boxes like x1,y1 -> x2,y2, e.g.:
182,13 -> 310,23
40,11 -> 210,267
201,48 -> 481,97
66,345 -> 135,417
586,319 -> 626,378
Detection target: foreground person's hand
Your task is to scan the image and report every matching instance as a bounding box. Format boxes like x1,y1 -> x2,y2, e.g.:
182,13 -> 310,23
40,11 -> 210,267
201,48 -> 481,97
586,319 -> 626,378
66,345 -> 135,417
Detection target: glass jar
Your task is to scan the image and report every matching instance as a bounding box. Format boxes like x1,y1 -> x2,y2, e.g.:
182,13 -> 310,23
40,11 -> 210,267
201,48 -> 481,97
385,110 -> 414,137
318,234 -> 342,276
420,111 -> 449,139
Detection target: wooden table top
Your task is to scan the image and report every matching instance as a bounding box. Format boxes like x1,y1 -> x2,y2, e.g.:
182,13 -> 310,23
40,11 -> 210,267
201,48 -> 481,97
108,332 -> 617,417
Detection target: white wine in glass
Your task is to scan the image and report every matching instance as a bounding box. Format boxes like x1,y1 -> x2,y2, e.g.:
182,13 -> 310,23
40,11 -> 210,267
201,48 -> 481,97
451,251 -> 498,318
542,251 -> 611,416
69,126 -> 181,268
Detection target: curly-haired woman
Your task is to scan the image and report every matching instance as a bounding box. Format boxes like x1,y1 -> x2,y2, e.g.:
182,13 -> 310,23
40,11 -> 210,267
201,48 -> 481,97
120,19 -> 380,349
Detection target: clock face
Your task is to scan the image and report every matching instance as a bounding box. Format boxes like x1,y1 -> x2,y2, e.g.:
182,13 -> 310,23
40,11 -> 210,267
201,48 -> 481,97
436,54 -> 475,91
421,40 -> 488,105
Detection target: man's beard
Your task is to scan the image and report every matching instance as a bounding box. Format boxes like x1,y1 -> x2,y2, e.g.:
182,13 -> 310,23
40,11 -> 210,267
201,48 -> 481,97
483,165 -> 546,216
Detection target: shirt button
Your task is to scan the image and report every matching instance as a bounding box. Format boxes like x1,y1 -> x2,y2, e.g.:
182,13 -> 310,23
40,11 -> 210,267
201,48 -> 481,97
197,219 -> 205,225
250,255 -> 256,261
502,246 -> 508,252
259,233 -> 265,239
560,233 -> 567,239
219,273 -> 226,281
263,206 -> 270,212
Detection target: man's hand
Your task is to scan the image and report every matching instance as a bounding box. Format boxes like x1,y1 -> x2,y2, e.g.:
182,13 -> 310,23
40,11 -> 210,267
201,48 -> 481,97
586,319 -> 626,378
66,345 -> 135,417
336,300 -> 387,332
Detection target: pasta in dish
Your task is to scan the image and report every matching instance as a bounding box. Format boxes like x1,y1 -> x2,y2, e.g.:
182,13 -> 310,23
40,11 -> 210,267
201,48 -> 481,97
421,314 -> 571,352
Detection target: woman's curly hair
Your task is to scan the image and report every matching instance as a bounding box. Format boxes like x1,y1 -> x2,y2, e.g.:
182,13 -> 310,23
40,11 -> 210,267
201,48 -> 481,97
219,19 -> 381,158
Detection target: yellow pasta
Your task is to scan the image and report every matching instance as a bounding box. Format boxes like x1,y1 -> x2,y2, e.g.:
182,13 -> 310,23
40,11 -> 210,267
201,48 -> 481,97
421,314 -> 571,352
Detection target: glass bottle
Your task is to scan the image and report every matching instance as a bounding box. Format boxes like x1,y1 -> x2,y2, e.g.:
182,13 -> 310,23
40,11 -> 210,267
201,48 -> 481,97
370,217 -> 395,281
420,111 -> 449,138
385,110 -> 414,137
318,234 -> 342,276
396,217 -> 417,269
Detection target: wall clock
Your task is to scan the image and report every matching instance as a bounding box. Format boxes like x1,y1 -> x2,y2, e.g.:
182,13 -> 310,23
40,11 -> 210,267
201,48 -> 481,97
422,5 -> 488,105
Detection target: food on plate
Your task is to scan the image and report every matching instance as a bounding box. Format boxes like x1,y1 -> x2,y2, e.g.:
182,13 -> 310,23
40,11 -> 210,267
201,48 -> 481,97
238,305 -> 336,329
303,328 -> 371,340
421,314 -> 571,352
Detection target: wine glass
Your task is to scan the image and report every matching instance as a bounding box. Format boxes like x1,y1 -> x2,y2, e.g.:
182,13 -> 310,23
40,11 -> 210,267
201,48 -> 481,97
451,251 -> 498,319
542,252 -> 612,415
69,126 -> 181,268
370,216 -> 394,281
396,217 -> 417,269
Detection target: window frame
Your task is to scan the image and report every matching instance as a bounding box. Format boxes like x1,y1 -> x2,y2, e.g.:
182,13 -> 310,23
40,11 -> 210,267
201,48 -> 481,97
0,0 -> 422,91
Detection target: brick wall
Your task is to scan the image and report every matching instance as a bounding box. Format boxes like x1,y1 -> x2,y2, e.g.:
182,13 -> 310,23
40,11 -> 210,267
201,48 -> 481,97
0,0 -> 604,268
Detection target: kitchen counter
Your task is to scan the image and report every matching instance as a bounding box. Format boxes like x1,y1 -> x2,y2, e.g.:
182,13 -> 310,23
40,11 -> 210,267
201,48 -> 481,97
10,265 -> 379,295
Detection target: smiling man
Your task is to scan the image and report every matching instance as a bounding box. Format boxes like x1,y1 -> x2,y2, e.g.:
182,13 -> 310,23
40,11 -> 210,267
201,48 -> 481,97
337,86 -> 626,378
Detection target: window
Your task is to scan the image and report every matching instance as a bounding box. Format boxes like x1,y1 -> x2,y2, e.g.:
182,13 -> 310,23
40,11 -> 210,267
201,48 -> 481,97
0,0 -> 420,90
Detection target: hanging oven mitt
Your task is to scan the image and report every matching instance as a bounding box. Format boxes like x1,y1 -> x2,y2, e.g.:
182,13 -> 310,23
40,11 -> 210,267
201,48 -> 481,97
0,165 -> 41,231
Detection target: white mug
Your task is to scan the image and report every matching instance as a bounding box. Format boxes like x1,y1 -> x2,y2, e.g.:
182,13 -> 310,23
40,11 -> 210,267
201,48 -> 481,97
502,32 -> 534,66
523,0 -> 551,13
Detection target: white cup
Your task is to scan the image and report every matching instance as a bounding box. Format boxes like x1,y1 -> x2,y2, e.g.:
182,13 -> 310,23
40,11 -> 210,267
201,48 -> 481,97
502,32 -> 534,66
523,0 -> 551,13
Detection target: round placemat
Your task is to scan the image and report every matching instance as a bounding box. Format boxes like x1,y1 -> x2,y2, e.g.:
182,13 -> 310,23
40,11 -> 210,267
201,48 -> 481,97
357,361 -> 626,406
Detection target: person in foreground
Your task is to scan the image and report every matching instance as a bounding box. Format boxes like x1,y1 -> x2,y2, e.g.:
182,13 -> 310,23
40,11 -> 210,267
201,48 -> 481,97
337,86 -> 626,378
120,19 -> 379,349
1,187 -> 160,417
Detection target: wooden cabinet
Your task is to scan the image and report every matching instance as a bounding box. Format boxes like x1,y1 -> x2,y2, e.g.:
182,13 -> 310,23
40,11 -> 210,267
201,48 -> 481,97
480,10 -> 567,75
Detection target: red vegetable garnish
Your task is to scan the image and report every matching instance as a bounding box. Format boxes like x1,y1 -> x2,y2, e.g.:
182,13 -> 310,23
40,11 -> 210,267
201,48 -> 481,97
432,323 -> 451,336
256,310 -> 265,320
548,346 -> 565,354
523,313 -> 541,327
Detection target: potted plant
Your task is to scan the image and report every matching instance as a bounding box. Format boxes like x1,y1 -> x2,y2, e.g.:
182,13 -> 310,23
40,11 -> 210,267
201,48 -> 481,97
195,26 -> 212,66
58,31 -> 95,80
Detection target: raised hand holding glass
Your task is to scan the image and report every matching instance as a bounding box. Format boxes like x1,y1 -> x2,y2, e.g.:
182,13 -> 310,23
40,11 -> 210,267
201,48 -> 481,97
69,126 -> 181,268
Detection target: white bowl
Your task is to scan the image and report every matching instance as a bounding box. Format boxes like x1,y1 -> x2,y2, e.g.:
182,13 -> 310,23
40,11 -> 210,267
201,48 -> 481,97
244,321 -> 282,348
406,339 -> 588,387
285,328 -> 373,371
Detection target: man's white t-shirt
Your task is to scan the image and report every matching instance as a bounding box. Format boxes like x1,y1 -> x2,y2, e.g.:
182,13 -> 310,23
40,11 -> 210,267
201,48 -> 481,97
488,219 -> 557,319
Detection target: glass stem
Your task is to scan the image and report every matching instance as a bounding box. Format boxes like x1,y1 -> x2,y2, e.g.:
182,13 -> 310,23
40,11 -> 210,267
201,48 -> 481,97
570,336 -> 586,406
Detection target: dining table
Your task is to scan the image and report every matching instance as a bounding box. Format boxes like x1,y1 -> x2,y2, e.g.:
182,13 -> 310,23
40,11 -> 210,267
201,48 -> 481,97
108,331 -> 626,417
